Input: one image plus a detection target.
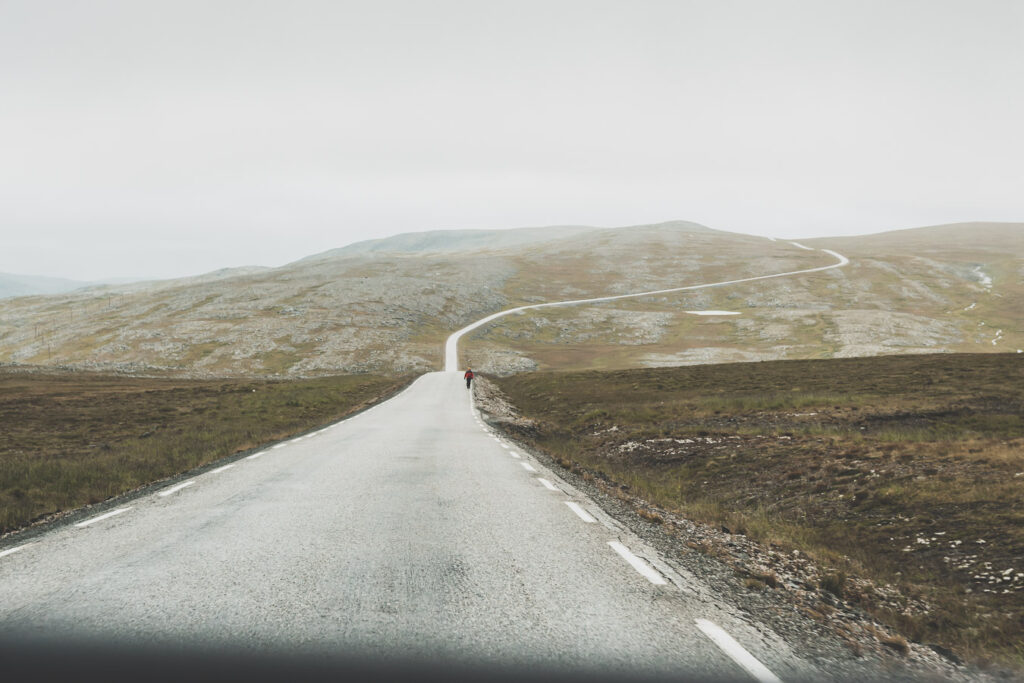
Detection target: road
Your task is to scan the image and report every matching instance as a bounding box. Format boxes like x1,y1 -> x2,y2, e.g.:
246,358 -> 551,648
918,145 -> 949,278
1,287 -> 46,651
445,244 -> 849,371
0,244 -> 855,681
0,372 -> 817,680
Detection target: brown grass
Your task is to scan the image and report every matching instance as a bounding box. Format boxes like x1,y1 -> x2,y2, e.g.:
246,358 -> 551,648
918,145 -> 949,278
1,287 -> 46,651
495,353 -> 1024,667
0,367 -> 408,533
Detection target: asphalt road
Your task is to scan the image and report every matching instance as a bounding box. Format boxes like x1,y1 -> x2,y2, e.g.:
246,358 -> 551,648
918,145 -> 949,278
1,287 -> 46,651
0,371 -> 825,681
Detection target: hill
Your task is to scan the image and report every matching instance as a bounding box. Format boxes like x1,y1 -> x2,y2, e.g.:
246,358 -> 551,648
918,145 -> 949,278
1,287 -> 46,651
0,221 -> 1020,376
0,272 -> 91,300
462,222 -> 1023,372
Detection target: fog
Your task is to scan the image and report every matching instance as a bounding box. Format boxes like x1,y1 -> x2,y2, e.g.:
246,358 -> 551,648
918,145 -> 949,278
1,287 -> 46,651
1,0 -> 1021,280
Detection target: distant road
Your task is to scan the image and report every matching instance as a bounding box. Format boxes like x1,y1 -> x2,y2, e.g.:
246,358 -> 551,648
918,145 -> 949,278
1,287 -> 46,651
445,245 -> 848,371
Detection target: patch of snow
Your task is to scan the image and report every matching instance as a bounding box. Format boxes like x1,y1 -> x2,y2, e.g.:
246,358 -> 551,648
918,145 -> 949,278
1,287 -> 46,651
964,302 -> 976,311
972,266 -> 993,289
685,310 -> 742,316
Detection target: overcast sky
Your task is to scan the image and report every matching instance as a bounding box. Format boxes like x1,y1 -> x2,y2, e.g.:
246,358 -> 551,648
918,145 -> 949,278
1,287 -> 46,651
2,0 -> 1022,280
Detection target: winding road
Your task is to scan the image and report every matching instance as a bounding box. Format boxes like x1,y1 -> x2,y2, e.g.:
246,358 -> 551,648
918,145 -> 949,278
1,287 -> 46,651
445,245 -> 848,371
0,244 -> 854,681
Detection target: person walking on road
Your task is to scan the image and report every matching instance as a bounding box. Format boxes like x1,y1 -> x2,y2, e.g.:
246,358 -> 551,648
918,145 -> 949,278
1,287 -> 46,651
464,368 -> 474,390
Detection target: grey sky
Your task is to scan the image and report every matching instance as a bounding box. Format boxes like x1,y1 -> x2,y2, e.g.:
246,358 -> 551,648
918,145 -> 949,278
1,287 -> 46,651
2,0 -> 1022,280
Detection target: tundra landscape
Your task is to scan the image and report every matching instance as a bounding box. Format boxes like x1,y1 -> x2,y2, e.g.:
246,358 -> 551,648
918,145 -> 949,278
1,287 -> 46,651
1,221 -> 1020,378
3,1 -> 1022,678
1,219 -> 1022,678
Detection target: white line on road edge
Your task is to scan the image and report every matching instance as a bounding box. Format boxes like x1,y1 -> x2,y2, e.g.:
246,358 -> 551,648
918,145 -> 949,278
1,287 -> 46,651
509,451 -> 521,458
209,464 -> 235,474
537,478 -> 559,491
695,619 -> 782,683
520,462 -> 537,472
501,443 -> 510,450
565,502 -> 596,523
75,507 -> 132,528
272,444 -> 287,449
608,541 -> 667,585
158,480 -> 195,497
0,543 -> 32,559
246,452 -> 264,460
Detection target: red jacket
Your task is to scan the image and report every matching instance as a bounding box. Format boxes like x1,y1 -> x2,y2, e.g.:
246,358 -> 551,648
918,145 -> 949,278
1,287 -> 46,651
464,370 -> 474,379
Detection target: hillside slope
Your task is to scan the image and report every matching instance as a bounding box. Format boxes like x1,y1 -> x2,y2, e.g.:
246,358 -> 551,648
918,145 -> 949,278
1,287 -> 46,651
463,223 -> 1023,373
0,221 -> 1020,376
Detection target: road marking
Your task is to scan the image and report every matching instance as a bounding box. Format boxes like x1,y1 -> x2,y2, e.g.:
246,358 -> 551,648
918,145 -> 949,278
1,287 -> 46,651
158,480 -> 195,497
509,451 -> 521,459
565,502 -> 596,523
520,462 -> 537,472
695,619 -> 782,683
272,444 -> 287,449
75,507 -> 132,528
608,541 -> 667,585
501,443 -> 510,450
209,464 -> 235,474
0,543 -> 31,559
246,452 -> 264,460
537,478 -> 559,491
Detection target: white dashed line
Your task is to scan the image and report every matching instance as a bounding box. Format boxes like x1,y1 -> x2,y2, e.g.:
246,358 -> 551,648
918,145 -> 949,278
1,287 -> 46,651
0,543 -> 31,559
158,480 -> 195,497
246,452 -> 264,460
501,443 -> 510,450
695,619 -> 782,683
75,507 -> 132,528
509,451 -> 521,459
520,462 -> 537,473
537,478 -> 559,491
272,444 -> 287,449
209,464 -> 235,474
608,541 -> 667,585
565,502 -> 596,523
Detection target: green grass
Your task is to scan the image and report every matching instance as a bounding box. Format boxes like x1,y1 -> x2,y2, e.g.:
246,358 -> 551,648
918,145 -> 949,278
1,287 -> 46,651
0,369 -> 409,533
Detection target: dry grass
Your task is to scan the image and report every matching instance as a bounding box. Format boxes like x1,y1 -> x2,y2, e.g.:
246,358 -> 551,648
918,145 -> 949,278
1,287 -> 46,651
495,353 -> 1024,667
0,367 -> 408,533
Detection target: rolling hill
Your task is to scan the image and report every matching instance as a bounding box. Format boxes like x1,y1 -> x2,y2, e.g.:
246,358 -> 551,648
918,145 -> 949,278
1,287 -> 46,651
0,221 -> 1020,376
